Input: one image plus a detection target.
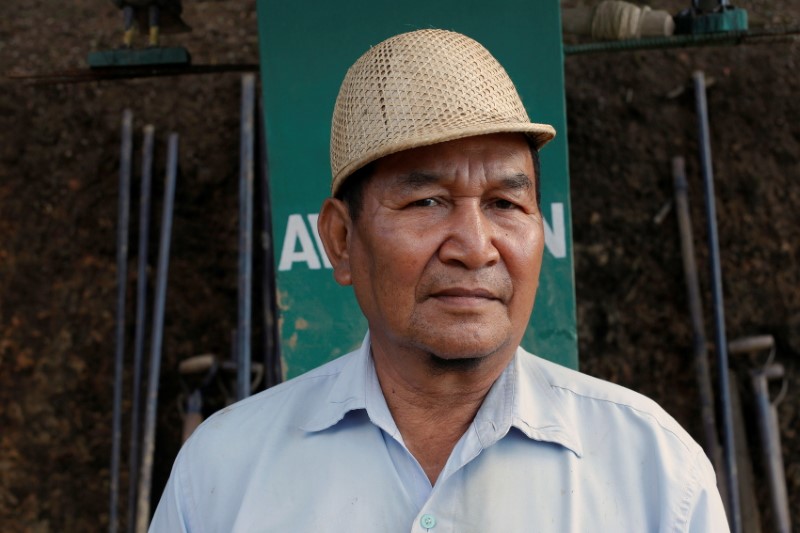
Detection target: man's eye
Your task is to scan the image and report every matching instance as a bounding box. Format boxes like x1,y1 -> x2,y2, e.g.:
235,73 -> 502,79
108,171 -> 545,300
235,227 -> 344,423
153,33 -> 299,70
493,199 -> 517,210
410,198 -> 438,207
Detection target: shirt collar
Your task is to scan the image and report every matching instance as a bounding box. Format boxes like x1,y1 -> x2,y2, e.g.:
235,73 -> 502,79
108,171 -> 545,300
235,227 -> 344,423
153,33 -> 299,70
442,346 -> 583,458
510,347 -> 583,457
299,334 -> 582,457
298,332 -> 399,438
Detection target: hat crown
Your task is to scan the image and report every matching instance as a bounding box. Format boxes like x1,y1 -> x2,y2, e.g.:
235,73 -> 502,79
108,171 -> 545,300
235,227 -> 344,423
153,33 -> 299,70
330,29 -> 554,194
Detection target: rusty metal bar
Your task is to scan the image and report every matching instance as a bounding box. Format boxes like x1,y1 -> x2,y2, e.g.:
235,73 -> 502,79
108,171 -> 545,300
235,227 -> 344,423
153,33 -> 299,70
257,92 -> 282,388
127,124 -> 154,533
237,74 -> 256,400
672,156 -> 723,475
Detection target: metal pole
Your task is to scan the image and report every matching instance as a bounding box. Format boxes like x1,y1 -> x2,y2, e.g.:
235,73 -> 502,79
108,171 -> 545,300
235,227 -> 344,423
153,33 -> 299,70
135,133 -> 179,533
257,94 -> 281,388
734,334 -> 794,533
751,365 -> 791,533
110,109 -> 133,533
671,156 -> 723,474
563,26 -> 800,56
237,74 -> 256,401
127,125 -> 154,533
693,70 -> 740,533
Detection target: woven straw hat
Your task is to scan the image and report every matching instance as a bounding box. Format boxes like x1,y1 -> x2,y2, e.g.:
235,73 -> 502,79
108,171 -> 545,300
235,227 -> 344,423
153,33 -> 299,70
330,28 -> 556,195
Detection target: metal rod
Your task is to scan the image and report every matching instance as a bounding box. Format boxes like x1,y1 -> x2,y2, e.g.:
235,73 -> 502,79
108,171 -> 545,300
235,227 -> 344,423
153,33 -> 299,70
693,70 -> 740,533
564,26 -> 800,55
127,124 -> 154,533
256,92 -> 281,388
135,133 -> 179,533
110,109 -> 133,533
672,156 -> 723,473
237,74 -> 256,401
751,364 -> 791,533
9,63 -> 261,85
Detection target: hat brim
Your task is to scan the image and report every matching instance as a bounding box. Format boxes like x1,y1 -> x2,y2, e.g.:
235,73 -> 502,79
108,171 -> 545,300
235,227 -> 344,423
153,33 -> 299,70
331,122 -> 556,196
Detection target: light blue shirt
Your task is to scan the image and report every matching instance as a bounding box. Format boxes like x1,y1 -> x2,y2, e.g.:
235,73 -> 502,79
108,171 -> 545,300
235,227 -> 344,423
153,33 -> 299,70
151,333 -> 729,532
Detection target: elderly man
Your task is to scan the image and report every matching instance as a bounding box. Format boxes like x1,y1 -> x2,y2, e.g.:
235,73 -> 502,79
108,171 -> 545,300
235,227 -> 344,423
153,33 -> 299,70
150,29 -> 728,532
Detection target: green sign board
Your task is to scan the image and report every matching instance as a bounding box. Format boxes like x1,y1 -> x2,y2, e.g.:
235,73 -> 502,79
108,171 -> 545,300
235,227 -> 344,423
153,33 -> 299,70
257,0 -> 576,378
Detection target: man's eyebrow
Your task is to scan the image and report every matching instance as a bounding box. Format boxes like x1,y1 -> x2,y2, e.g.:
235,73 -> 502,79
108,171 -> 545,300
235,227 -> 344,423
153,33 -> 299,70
499,173 -> 533,191
390,171 -> 441,193
389,171 -> 533,193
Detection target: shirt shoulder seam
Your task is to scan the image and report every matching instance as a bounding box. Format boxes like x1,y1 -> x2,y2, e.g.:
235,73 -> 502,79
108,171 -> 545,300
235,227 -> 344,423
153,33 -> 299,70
673,448 -> 705,532
549,384 -> 696,454
177,437 -> 202,533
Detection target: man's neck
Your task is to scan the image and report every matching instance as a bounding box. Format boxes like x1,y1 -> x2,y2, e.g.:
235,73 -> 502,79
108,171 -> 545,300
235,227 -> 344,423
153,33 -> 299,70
370,340 -> 514,485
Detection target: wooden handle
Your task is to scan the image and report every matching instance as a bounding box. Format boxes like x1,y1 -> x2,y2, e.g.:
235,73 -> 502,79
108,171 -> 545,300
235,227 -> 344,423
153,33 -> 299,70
182,412 -> 204,443
729,335 -> 774,355
181,389 -> 204,442
178,353 -> 216,374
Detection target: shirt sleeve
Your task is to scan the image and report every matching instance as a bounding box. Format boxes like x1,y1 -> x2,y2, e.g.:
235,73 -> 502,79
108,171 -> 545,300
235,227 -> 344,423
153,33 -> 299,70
684,450 -> 730,533
148,451 -> 192,533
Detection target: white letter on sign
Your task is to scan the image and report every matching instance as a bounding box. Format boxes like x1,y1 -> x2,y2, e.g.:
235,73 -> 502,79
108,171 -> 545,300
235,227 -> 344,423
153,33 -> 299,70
278,214 -> 322,271
543,203 -> 567,259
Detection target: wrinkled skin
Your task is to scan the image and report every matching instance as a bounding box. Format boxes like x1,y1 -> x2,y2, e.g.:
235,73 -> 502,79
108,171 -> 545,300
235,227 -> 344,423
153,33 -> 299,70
319,133 -> 545,378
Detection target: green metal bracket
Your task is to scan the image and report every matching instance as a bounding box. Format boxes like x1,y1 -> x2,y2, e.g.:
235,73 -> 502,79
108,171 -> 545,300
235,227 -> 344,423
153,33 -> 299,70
675,7 -> 749,35
87,47 -> 191,68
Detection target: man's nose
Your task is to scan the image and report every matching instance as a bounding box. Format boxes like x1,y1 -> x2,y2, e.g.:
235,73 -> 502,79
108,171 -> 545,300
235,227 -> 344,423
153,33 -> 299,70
437,202 -> 500,269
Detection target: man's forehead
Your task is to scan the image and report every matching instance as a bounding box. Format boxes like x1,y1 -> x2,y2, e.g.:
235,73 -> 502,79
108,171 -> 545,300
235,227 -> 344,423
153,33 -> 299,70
369,133 -> 535,184
382,170 -> 534,194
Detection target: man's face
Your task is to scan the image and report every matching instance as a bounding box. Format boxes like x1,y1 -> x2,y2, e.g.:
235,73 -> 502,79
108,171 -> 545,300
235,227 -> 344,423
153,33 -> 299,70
326,133 -> 544,364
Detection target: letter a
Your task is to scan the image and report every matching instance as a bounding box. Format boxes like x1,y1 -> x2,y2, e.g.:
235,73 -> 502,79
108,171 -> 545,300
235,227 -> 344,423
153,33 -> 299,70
278,214 -> 322,271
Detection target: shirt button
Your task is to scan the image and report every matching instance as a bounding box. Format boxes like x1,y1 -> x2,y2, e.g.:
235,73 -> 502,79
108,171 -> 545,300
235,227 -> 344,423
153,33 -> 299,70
420,514 -> 437,529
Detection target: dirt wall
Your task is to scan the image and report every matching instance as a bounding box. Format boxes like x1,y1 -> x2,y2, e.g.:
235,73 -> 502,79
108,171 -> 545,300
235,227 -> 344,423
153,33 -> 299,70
1,0 -> 797,530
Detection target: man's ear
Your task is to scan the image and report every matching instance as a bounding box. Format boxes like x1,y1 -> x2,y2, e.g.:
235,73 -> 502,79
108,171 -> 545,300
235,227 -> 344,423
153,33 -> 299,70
317,198 -> 353,286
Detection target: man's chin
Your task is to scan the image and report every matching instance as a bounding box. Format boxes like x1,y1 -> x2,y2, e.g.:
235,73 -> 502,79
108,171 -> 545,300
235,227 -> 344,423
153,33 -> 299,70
426,352 -> 486,373
420,335 -> 514,374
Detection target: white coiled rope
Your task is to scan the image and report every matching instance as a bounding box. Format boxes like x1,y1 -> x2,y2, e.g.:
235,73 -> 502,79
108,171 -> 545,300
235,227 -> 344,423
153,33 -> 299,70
591,1 -> 653,40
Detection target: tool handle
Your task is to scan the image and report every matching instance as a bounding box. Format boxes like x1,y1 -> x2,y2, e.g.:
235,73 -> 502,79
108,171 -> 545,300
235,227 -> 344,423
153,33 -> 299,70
250,362 -> 264,392
182,412 -> 203,443
181,390 -> 204,442
729,335 -> 774,355
178,353 -> 217,375
758,363 -> 785,381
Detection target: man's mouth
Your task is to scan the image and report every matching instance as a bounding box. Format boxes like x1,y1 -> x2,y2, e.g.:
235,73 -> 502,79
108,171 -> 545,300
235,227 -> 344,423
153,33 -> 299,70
429,287 -> 500,301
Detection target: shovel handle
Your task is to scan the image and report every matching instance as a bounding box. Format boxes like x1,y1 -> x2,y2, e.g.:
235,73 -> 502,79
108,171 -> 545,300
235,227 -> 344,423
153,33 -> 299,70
182,412 -> 204,443
181,390 -> 204,443
728,335 -> 774,355
179,353 -> 217,375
